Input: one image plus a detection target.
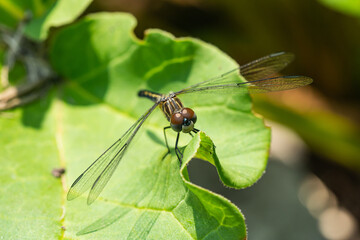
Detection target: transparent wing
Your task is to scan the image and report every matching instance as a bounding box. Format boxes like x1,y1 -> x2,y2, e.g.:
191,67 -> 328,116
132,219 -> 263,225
174,52 -> 310,95
176,75 -> 312,95
240,52 -> 294,81
67,103 -> 159,205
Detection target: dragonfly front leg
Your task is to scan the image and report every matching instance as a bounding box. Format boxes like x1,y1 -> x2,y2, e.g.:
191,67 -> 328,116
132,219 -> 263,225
175,132 -> 183,166
163,127 -> 183,166
162,126 -> 171,160
189,128 -> 200,137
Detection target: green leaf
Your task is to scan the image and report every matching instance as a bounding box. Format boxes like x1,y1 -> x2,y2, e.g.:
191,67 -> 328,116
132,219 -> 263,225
0,12 -> 270,239
75,132 -> 246,238
25,0 -> 93,41
318,0 -> 360,17
0,98 -> 64,239
0,0 -> 92,41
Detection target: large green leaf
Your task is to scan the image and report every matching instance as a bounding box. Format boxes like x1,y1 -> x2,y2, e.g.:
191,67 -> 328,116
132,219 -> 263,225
0,0 -> 92,41
0,12 -> 270,239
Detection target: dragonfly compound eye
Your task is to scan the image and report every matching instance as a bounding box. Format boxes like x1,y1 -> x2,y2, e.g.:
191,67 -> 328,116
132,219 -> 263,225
181,108 -> 197,124
170,112 -> 183,132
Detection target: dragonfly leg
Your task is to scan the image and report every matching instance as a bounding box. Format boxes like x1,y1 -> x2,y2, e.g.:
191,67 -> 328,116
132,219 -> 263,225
162,126 -> 171,160
193,128 -> 200,133
175,132 -> 183,166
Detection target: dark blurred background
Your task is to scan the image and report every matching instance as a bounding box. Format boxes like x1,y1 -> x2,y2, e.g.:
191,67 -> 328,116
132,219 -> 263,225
90,0 -> 360,239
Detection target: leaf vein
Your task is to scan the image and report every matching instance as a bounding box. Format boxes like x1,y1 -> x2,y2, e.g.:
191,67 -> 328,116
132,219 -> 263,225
143,55 -> 195,80
54,93 -> 67,240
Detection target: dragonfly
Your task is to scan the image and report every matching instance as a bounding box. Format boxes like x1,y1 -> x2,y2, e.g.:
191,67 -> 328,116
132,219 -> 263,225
67,52 -> 312,205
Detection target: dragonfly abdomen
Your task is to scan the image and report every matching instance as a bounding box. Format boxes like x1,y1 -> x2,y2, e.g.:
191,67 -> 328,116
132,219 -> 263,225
138,90 -> 163,102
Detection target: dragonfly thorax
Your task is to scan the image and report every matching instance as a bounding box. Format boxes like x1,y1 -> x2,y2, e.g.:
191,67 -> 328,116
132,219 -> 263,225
170,108 -> 197,133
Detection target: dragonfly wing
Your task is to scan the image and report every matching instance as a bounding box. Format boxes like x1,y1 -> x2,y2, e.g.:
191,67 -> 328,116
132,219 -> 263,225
175,75 -> 312,95
175,52 -> 310,96
174,67 -> 242,95
240,52 -> 294,81
67,103 -> 159,205
86,145 -> 125,205
246,75 -> 313,93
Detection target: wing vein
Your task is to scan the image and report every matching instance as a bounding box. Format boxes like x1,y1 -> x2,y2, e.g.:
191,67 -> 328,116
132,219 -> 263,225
67,102 -> 160,204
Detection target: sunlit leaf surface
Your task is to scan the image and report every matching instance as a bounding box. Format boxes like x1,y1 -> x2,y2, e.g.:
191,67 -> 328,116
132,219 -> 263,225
0,13 -> 270,239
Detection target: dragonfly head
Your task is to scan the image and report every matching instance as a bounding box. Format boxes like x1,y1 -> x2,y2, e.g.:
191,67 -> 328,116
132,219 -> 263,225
170,108 -> 197,133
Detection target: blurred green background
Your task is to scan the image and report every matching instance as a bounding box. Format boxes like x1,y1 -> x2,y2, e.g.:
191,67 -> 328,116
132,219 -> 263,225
85,0 -> 360,239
